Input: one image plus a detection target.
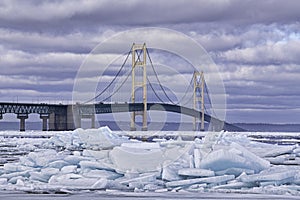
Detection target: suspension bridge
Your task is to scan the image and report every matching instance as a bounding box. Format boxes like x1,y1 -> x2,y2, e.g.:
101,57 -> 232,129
0,43 -> 244,132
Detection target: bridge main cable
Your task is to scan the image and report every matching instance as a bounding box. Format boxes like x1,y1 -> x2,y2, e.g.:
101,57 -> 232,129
100,47 -> 147,102
84,44 -> 134,104
146,48 -> 177,105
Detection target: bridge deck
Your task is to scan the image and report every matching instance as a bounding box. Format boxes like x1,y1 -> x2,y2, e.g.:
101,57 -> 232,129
0,102 -> 244,131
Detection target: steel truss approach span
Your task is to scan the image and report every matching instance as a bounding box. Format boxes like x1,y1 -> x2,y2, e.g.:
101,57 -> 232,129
0,102 -> 65,114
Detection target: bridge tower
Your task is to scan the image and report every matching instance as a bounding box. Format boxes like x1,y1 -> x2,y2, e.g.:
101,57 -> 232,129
193,71 -> 205,131
130,43 -> 148,131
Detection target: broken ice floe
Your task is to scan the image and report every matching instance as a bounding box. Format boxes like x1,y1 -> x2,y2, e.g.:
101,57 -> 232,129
1,127 -> 300,196
48,126 -> 130,150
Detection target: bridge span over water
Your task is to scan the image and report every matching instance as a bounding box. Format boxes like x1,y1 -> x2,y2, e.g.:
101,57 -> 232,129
0,102 -> 244,132
0,43 -> 245,132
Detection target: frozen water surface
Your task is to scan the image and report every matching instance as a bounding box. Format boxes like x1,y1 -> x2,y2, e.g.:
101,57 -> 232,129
0,191 -> 299,200
1,128 -> 300,199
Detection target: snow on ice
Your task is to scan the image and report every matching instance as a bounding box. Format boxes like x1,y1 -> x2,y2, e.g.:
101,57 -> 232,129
1,127 -> 300,196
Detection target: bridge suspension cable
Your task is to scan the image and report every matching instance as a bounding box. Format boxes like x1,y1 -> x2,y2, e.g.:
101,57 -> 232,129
177,75 -> 194,106
146,48 -> 177,105
96,49 -> 146,103
85,44 -> 215,120
145,48 -> 197,107
147,76 -> 165,103
84,44 -> 134,104
99,69 -> 132,102
204,81 -> 218,118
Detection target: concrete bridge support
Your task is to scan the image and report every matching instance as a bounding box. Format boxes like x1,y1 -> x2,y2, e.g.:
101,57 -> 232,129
71,104 -> 81,129
131,43 -> 148,131
48,113 -> 68,131
75,115 -> 81,129
47,105 -> 76,131
48,113 -> 55,131
40,114 -> 49,131
91,115 -> 95,128
69,104 -> 95,129
67,105 -> 76,130
208,118 -> 224,132
81,114 -> 96,129
193,71 -> 205,132
17,114 -> 28,132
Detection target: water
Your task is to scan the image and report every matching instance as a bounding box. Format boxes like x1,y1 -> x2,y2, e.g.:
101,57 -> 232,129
0,121 -> 204,131
1,121 -> 300,132
0,191 -> 298,200
234,123 -> 300,132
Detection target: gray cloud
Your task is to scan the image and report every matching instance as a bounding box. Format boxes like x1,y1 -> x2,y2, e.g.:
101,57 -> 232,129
0,29 -> 96,53
193,23 -> 300,52
1,0 -> 300,32
0,48 -> 84,72
219,40 -> 300,65
0,0 -> 299,123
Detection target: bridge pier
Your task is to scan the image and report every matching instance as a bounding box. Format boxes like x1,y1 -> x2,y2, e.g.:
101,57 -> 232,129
67,105 -> 76,130
49,113 -> 55,131
71,114 -> 96,129
0,113 -> 2,120
208,118 -> 224,132
46,105 -> 75,131
91,115 -> 95,128
131,43 -> 148,131
193,71 -> 205,132
72,104 -> 82,129
40,114 -> 49,131
17,114 -> 28,132
130,112 -> 137,131
81,114 -> 95,129
76,115 -> 81,128
48,113 -> 68,131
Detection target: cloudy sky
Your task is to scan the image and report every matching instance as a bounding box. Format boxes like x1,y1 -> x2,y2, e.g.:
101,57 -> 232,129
0,0 -> 300,124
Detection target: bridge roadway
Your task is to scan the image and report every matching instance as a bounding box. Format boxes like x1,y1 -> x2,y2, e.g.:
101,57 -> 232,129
0,102 -> 244,132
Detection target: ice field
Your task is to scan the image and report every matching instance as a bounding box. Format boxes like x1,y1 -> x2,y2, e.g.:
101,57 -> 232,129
1,127 -> 300,199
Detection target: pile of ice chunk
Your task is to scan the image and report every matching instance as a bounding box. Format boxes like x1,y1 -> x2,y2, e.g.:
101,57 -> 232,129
47,126 -> 130,150
1,127 -> 300,196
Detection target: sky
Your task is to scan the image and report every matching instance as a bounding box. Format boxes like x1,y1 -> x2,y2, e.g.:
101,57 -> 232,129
0,0 -> 300,124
